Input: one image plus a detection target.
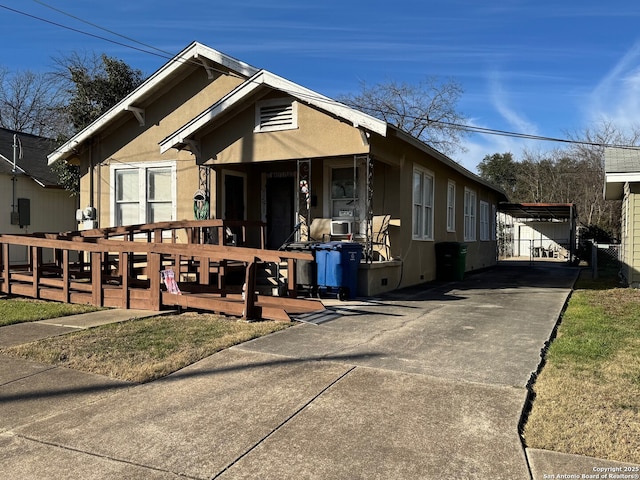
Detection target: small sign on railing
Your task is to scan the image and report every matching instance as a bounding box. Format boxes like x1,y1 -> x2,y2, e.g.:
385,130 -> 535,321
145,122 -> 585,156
160,269 -> 181,294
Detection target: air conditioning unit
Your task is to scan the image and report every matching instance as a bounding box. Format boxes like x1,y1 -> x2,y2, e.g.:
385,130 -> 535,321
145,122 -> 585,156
330,220 -> 352,236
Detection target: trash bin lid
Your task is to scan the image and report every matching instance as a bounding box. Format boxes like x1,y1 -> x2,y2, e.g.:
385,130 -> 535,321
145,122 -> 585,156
317,241 -> 363,251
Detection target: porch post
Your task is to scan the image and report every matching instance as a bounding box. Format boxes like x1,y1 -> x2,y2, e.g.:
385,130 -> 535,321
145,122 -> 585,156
296,159 -> 311,242
364,155 -> 374,262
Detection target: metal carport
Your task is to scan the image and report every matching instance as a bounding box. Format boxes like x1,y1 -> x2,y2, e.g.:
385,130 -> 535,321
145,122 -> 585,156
497,203 -> 578,262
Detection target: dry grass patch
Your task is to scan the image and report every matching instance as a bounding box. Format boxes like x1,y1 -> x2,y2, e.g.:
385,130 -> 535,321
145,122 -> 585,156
0,312 -> 290,383
523,275 -> 640,464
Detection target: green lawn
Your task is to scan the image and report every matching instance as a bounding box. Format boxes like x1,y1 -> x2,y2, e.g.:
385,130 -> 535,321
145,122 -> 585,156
523,270 -> 640,463
0,296 -> 103,327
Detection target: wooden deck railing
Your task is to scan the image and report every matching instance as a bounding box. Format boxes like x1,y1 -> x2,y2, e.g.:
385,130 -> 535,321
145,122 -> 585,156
0,220 -> 323,322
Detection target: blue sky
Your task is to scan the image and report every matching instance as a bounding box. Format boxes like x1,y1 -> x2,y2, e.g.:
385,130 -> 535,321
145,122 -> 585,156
2,0 -> 640,172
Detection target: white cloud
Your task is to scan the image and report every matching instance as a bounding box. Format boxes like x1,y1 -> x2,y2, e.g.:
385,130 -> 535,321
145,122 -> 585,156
588,40 -> 640,129
488,72 -> 539,136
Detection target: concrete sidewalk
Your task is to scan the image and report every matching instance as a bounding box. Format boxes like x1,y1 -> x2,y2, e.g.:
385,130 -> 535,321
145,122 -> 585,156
1,263 -> 638,479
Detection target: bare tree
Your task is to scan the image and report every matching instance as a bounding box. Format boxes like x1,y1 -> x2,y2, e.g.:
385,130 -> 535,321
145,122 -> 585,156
339,77 -> 469,157
0,67 -> 65,138
479,121 -> 640,239
564,121 -> 640,236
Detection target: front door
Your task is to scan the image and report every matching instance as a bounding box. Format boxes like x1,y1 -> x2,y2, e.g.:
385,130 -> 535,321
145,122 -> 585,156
266,176 -> 295,249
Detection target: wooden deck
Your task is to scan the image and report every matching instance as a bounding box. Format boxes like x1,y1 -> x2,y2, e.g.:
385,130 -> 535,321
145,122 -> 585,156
0,220 -> 325,322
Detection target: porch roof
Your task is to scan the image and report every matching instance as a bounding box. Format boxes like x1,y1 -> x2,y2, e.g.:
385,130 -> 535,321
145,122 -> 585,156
159,69 -> 387,154
47,42 -> 258,166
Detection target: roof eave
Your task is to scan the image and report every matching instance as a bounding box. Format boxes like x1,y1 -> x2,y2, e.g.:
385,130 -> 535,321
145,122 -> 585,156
48,41 -> 259,165
389,127 -> 508,200
160,70 -> 387,154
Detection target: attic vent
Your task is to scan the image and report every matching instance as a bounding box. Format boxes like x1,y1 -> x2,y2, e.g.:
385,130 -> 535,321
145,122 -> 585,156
255,99 -> 297,132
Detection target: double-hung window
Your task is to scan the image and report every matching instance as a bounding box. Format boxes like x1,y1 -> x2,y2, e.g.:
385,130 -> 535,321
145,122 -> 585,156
464,188 -> 477,241
480,201 -> 490,241
111,162 -> 176,226
412,167 -> 434,240
447,180 -> 456,232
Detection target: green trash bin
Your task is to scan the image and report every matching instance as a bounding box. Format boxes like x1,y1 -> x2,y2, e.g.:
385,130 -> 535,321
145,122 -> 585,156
435,242 -> 467,281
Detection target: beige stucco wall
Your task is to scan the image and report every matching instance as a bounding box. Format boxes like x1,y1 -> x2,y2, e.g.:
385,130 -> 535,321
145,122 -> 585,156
370,133 -> 501,289
199,96 -> 370,164
75,68 -> 246,227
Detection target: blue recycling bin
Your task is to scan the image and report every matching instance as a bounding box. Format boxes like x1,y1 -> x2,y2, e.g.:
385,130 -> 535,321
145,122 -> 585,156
315,241 -> 363,300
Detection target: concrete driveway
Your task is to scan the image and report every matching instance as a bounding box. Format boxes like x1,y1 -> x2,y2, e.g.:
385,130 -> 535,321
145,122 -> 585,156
1,262 -> 592,479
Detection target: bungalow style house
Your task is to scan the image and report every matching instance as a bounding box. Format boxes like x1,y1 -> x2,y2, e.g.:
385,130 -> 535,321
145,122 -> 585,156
604,147 -> 640,287
48,42 -> 507,296
1,128 -> 77,264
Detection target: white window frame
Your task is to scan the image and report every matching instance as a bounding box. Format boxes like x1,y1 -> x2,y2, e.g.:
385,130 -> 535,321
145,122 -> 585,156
110,161 -> 177,227
480,200 -> 490,241
254,98 -> 298,133
464,187 -> 477,242
447,180 -> 456,232
412,166 -> 434,241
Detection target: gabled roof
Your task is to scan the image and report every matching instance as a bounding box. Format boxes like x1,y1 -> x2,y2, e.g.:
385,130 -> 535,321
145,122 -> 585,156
158,57 -> 503,198
48,42 -> 259,165
604,147 -> 640,200
159,69 -> 387,153
0,128 -> 60,187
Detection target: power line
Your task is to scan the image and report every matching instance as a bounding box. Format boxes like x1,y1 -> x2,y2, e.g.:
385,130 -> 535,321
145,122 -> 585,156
3,2 -> 640,153
0,2 -> 240,79
31,0 -> 175,58
0,3 -> 168,60
342,103 -> 640,151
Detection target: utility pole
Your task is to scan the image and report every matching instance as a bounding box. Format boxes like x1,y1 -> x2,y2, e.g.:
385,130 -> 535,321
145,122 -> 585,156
11,134 -> 20,224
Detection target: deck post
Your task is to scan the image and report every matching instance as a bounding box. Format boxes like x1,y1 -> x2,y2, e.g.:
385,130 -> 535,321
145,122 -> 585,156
120,251 -> 130,308
198,255 -> 210,285
62,249 -> 70,303
287,259 -> 297,298
1,243 -> 9,294
242,257 -> 260,320
32,246 -> 41,299
91,251 -> 103,306
148,252 -> 162,311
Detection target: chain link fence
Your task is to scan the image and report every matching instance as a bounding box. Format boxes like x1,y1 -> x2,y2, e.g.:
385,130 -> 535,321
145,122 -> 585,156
590,242 -> 622,280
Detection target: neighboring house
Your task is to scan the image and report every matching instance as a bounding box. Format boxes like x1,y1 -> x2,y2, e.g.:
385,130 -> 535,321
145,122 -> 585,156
604,147 -> 640,286
497,203 -> 578,262
48,41 -> 507,296
0,128 -> 77,264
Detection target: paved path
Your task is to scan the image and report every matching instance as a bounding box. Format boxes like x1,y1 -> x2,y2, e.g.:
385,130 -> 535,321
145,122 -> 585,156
1,263 -> 637,479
